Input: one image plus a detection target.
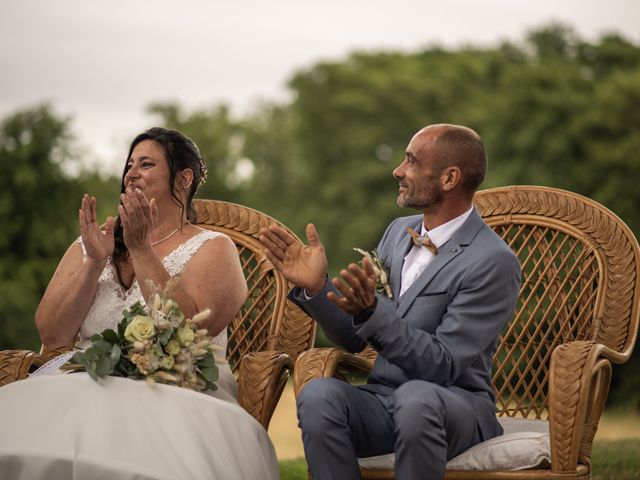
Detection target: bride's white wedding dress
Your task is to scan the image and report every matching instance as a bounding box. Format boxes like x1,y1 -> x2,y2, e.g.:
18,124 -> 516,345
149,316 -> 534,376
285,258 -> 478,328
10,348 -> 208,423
0,230 -> 280,480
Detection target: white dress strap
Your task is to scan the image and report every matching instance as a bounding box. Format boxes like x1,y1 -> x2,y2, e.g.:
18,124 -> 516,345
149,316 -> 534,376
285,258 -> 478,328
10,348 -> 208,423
163,230 -> 225,276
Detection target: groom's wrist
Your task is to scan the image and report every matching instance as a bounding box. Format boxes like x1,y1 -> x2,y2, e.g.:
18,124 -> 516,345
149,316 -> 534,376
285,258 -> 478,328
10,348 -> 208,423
353,298 -> 377,325
304,276 -> 328,298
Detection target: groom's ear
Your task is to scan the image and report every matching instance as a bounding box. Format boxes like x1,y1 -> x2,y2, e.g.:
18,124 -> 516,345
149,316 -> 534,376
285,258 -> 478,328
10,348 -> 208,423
440,166 -> 461,192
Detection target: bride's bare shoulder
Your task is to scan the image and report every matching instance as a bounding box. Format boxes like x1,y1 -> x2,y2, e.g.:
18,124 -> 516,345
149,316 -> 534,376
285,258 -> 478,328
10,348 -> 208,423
195,231 -> 237,258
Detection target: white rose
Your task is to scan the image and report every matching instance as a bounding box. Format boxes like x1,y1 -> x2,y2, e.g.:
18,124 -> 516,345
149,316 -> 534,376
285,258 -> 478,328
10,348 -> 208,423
124,315 -> 156,342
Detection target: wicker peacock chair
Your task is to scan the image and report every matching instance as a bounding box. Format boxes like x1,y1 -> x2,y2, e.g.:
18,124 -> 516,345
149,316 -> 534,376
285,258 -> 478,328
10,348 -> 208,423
293,186 -> 640,479
0,199 -> 316,429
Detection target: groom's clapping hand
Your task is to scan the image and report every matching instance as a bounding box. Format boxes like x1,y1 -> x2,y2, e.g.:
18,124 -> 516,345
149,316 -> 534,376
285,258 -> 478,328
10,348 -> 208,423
259,223 -> 328,295
327,258 -> 377,315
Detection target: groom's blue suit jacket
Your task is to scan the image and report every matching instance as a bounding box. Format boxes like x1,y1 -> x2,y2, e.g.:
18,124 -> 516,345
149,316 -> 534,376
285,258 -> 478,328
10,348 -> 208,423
290,208 -> 521,441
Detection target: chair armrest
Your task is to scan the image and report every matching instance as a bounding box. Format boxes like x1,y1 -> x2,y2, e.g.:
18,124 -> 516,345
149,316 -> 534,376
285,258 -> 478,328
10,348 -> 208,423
293,347 -> 375,397
237,350 -> 293,429
0,345 -> 73,387
0,349 -> 39,387
37,345 -> 73,364
549,340 -> 613,474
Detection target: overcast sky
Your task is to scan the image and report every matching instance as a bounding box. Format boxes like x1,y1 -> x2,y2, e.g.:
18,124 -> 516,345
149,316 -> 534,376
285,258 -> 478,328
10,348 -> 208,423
1,0 -> 638,174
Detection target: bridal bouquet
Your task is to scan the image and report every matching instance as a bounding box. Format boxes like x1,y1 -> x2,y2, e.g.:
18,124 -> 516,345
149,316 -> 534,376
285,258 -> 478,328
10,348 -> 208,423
63,280 -> 219,392
353,248 -> 393,299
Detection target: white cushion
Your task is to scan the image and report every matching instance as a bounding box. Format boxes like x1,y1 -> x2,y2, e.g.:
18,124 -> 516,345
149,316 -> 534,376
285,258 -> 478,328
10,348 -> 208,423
358,417 -> 550,471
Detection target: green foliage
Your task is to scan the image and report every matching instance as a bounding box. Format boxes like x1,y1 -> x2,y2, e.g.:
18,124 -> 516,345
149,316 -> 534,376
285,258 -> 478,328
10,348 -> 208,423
70,335 -> 124,380
196,351 -> 219,391
0,105 -> 120,350
70,302 -> 139,380
3,23 -> 640,401
0,106 -> 82,350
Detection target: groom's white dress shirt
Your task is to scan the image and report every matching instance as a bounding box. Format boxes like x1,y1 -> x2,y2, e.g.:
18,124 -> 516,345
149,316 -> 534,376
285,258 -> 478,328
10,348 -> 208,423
400,206 -> 474,297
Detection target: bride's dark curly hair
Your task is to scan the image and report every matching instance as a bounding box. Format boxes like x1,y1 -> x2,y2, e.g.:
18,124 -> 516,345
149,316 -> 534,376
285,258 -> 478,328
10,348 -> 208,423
112,127 -> 207,265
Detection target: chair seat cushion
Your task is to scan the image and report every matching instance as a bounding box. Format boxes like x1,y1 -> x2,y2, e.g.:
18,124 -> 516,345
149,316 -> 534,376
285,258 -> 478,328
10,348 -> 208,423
358,417 -> 550,471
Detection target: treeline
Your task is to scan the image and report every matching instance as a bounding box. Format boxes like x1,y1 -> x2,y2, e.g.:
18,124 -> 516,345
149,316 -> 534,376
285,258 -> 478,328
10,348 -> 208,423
1,24 -> 639,405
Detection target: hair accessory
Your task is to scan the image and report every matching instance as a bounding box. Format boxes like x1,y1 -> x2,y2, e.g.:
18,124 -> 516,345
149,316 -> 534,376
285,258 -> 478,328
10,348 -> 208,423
197,156 -> 208,187
182,134 -> 208,188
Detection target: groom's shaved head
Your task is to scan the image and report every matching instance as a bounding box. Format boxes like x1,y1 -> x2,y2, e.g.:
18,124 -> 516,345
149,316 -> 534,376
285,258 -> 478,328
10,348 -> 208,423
417,124 -> 487,196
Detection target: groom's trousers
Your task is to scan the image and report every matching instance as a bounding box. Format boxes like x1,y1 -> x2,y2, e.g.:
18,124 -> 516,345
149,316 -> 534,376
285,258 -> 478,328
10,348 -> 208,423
297,377 -> 482,480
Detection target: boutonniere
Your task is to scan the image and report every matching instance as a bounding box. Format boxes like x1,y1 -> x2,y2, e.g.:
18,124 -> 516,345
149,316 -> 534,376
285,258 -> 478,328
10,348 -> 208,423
353,248 -> 393,299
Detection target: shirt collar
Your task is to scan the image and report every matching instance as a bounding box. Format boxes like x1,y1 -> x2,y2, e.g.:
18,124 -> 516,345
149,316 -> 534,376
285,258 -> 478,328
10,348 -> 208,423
420,206 -> 474,248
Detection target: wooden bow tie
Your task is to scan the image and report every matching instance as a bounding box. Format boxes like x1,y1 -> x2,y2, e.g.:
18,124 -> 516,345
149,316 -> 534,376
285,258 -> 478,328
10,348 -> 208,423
406,227 -> 438,255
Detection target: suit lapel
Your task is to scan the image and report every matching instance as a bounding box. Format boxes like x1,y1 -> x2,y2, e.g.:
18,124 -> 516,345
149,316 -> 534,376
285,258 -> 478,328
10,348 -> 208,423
396,239 -> 462,317
395,209 -> 485,318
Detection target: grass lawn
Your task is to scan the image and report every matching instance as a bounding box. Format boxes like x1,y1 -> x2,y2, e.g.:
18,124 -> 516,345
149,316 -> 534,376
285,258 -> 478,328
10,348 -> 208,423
279,439 -> 640,480
591,439 -> 640,480
278,458 -> 308,480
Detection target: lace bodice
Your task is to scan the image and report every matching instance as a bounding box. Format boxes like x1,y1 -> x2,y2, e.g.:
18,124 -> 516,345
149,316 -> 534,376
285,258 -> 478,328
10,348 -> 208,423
76,230 -> 227,351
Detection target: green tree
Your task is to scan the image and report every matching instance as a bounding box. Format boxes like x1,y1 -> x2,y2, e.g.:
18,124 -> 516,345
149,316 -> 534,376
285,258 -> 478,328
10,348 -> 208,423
0,105 -> 120,350
0,106 -> 83,349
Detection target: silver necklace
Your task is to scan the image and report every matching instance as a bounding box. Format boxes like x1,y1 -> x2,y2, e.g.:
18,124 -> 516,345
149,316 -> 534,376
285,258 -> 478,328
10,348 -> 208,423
150,228 -> 179,246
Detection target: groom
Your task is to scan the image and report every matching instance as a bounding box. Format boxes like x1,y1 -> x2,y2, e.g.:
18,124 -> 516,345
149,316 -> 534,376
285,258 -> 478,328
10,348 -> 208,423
260,124 -> 521,479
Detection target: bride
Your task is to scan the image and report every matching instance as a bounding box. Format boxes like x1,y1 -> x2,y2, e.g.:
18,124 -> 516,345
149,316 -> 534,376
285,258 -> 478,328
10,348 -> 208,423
0,128 -> 280,480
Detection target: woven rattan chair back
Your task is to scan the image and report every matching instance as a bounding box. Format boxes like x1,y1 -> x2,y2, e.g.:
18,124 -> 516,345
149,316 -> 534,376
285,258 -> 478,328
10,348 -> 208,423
474,186 -> 640,420
0,199 -> 314,429
193,199 -> 316,374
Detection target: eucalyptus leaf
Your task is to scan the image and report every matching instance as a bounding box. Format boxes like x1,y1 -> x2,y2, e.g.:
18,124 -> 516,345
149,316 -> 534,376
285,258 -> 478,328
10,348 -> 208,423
110,344 -> 122,365
115,357 -> 141,378
125,302 -> 146,318
196,352 -> 215,369
199,365 -> 219,383
195,351 -> 219,389
95,354 -> 113,377
117,317 -> 130,338
170,307 -> 184,323
102,329 -> 119,345
204,380 -> 217,391
90,333 -> 103,343
157,327 -> 174,345
86,359 -> 99,380
71,351 -> 88,365
92,339 -> 114,355
152,344 -> 164,357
